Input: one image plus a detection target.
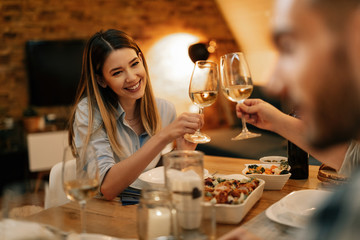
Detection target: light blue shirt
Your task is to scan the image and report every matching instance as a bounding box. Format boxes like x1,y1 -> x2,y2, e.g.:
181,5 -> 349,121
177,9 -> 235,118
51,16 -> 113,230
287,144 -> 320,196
73,97 -> 176,189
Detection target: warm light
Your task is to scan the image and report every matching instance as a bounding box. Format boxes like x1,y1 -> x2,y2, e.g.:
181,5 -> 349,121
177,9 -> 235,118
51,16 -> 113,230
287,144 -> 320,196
147,33 -> 200,115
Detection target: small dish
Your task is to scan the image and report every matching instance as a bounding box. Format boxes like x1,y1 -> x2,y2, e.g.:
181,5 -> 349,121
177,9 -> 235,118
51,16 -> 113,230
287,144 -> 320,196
259,156 -> 288,164
242,164 -> 291,190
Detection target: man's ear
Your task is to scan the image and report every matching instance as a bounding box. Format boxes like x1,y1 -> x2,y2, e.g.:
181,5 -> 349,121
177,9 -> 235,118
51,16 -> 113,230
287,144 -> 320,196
96,74 -> 107,88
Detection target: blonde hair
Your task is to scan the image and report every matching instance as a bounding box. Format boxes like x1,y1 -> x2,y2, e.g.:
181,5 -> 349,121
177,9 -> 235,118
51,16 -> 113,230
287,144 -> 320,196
68,29 -> 161,157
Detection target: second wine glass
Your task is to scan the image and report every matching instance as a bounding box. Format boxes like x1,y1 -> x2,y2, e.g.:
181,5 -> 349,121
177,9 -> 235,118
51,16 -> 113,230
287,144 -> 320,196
184,60 -> 219,144
62,145 -> 99,233
220,52 -> 261,140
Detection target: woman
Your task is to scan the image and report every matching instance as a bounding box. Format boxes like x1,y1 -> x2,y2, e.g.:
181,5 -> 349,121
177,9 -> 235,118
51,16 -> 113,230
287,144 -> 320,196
68,29 -> 203,200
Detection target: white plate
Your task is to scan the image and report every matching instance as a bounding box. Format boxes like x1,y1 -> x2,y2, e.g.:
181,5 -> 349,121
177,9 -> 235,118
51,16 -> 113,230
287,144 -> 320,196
265,189 -> 332,228
202,176 -> 265,224
242,164 -> 291,190
67,233 -> 135,240
138,167 -> 210,189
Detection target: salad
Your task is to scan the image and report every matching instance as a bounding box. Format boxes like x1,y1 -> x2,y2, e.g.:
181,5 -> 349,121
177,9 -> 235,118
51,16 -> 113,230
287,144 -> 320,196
245,162 -> 290,175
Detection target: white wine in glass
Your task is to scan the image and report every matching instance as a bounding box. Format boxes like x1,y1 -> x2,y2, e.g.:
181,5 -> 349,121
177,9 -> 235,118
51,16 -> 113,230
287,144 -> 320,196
220,52 -> 261,140
62,145 -> 99,233
184,60 -> 219,144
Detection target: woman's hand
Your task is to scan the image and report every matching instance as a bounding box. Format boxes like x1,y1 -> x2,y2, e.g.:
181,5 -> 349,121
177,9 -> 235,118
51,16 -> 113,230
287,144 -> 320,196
160,112 -> 203,145
236,99 -> 285,132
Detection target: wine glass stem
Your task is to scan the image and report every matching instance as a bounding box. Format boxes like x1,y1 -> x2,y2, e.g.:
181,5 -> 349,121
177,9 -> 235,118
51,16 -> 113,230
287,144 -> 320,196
79,200 -> 86,233
196,107 -> 204,133
241,117 -> 249,133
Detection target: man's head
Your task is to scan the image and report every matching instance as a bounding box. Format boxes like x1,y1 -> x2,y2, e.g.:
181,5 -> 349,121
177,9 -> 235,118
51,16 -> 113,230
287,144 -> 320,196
269,0 -> 360,148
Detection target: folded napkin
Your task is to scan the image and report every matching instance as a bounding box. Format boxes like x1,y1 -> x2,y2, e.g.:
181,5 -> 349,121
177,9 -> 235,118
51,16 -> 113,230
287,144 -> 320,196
120,187 -> 141,206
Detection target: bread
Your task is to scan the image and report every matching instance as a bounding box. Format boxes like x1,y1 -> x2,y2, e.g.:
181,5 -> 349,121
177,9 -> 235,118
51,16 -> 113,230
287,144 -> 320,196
317,164 -> 348,185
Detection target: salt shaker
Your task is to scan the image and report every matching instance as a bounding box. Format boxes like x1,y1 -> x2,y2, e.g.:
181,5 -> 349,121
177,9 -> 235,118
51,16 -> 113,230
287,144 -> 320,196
137,187 -> 176,240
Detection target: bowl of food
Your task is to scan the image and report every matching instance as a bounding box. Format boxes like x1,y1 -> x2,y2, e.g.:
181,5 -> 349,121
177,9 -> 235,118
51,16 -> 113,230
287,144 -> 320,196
259,156 -> 288,164
202,174 -> 265,224
242,163 -> 291,190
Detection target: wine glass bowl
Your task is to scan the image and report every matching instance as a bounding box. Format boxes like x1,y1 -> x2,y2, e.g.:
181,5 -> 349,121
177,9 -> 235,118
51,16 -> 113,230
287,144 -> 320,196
220,52 -> 261,140
184,60 -> 219,144
62,145 -> 99,233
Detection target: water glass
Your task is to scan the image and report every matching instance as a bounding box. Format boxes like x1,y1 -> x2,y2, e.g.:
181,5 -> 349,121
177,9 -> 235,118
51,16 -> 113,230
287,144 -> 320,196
163,150 -> 215,239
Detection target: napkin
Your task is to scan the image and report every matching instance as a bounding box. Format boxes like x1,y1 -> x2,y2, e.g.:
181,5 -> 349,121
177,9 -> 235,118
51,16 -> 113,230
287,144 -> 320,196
120,187 -> 141,206
0,219 -> 56,240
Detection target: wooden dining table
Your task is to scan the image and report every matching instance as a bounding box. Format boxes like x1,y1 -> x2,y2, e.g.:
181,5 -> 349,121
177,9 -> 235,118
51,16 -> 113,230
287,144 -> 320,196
26,155 -> 323,239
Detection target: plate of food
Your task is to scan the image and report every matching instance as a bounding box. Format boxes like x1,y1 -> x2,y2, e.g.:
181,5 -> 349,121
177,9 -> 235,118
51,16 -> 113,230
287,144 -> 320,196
242,163 -> 291,190
202,174 -> 265,224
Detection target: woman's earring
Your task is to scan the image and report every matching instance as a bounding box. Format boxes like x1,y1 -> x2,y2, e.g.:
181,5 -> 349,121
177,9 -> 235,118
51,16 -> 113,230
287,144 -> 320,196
96,75 -> 107,88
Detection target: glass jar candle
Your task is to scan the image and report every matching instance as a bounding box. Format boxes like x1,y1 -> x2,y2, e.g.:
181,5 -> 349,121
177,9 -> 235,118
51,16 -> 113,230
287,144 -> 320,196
137,188 -> 175,240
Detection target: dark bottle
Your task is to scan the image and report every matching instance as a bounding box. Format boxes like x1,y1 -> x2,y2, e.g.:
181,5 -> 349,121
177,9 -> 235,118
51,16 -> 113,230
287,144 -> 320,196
287,110 -> 309,179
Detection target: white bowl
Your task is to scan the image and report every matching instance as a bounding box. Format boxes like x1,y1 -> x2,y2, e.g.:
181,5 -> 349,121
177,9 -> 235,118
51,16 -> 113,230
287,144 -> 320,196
265,189 -> 332,228
242,164 -> 291,190
202,175 -> 265,224
259,156 -> 288,164
279,189 -> 331,217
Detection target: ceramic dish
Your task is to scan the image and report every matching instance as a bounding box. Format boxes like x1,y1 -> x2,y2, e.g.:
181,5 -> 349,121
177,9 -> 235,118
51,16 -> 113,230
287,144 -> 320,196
138,167 -> 210,189
259,156 -> 288,164
202,174 -> 265,224
265,189 -> 332,228
242,164 -> 291,190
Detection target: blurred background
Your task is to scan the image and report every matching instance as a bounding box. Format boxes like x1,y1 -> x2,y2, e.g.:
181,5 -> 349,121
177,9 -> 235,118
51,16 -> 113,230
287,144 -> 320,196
1,0 -> 298,194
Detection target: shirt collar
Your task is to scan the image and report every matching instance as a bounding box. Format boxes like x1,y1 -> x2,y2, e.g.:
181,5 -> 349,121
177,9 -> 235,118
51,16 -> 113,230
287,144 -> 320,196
115,102 -> 126,122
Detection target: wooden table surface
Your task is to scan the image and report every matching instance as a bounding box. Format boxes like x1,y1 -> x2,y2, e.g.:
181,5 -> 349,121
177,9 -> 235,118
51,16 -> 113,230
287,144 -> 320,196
26,155 -> 322,239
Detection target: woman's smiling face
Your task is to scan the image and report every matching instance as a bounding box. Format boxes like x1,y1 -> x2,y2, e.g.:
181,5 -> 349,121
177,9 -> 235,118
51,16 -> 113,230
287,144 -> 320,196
101,48 -> 146,105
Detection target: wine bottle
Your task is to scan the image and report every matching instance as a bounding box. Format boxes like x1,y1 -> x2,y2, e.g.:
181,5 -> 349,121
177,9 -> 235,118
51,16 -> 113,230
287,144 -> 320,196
287,110 -> 309,179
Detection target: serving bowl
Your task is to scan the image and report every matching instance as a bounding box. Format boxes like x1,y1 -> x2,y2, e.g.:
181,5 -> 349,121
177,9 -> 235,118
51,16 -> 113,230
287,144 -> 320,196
202,174 -> 265,224
259,156 -> 288,164
242,164 -> 291,190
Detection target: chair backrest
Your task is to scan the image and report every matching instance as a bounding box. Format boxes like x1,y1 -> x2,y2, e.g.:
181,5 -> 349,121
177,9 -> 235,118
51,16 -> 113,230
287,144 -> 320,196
44,159 -> 76,209
27,130 -> 69,172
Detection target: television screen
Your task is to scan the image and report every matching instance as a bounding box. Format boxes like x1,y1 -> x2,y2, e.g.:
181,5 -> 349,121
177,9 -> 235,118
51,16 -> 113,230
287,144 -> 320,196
25,39 -> 86,106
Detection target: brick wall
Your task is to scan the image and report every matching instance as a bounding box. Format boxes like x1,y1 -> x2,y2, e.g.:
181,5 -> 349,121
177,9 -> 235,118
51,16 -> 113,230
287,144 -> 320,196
0,0 -> 239,124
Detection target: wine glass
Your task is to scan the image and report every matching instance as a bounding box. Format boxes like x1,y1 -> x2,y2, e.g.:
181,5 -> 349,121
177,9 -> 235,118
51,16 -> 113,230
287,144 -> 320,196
220,52 -> 261,140
184,60 -> 219,144
62,145 -> 99,233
